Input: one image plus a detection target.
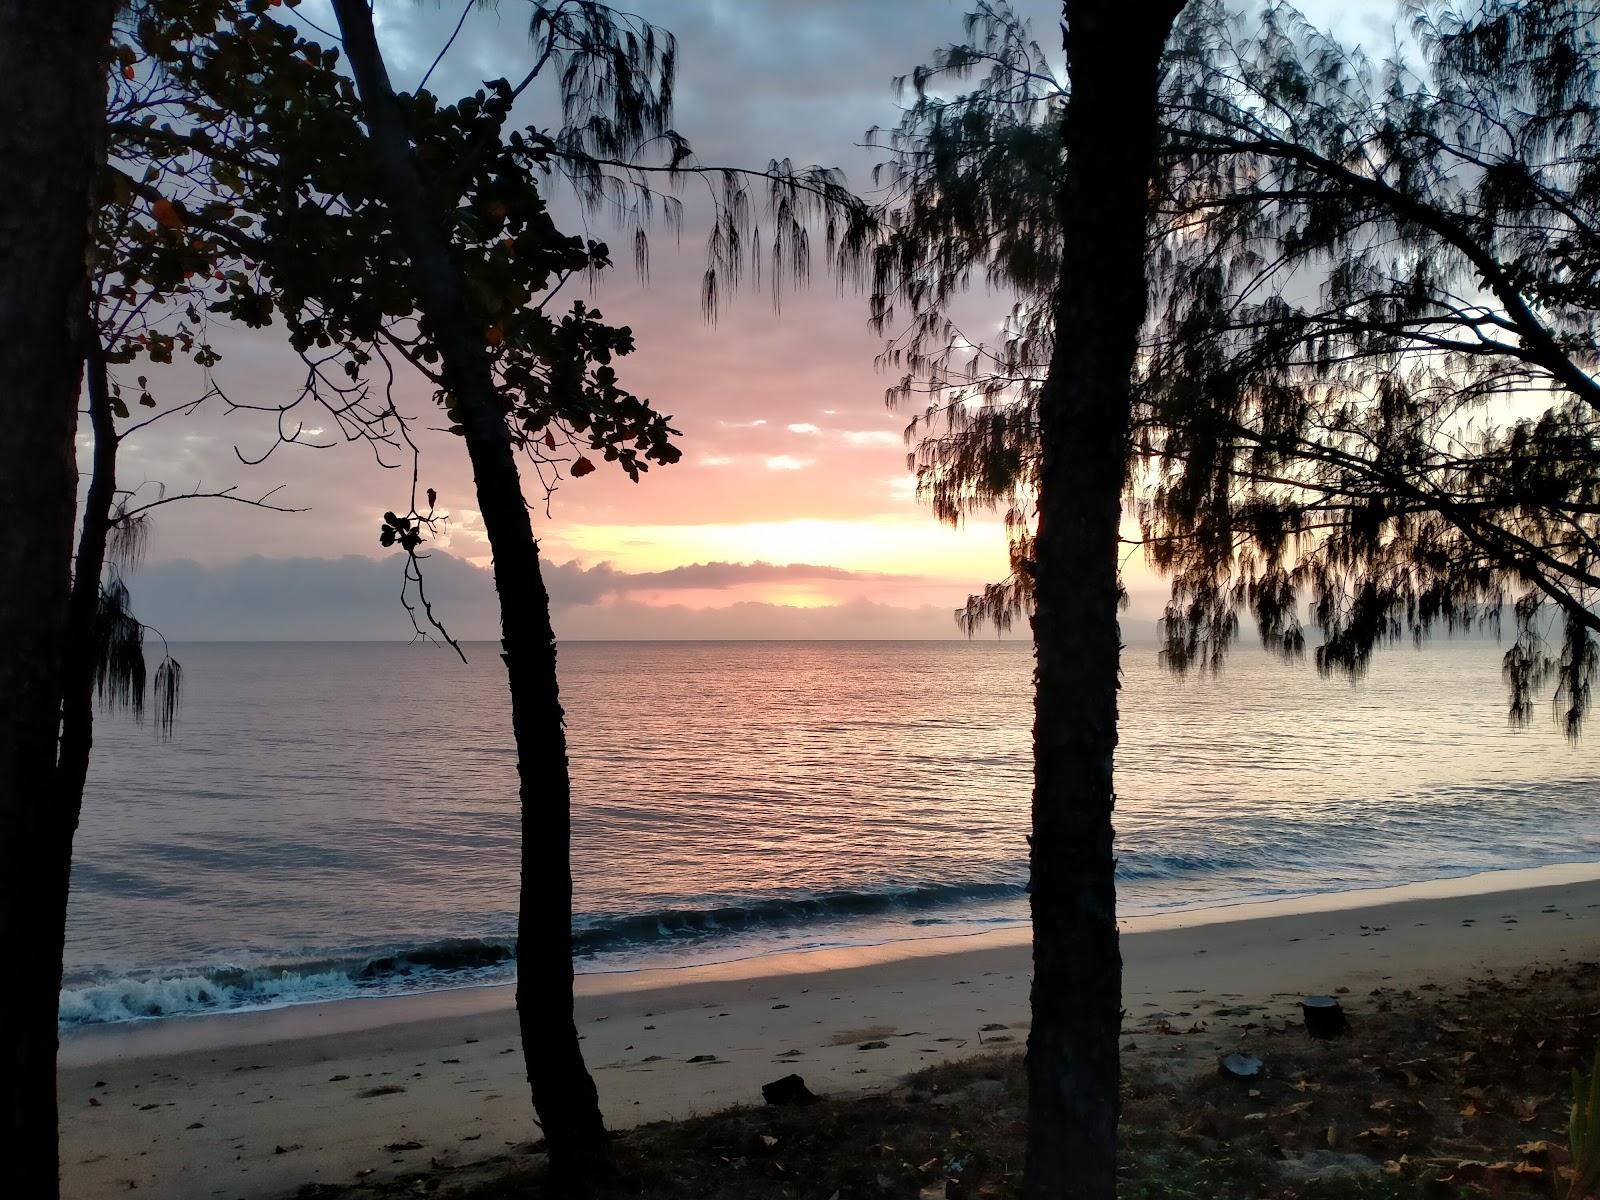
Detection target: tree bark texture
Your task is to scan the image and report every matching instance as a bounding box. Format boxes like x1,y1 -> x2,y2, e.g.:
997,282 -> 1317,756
331,0 -> 609,1184
1025,3 -> 1184,1198
0,4 -> 115,1196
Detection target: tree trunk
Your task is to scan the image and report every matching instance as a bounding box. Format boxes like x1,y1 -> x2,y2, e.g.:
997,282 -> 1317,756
331,0 -> 609,1184
56,340 -> 118,832
1024,3 -> 1183,1199
0,4 -> 115,1196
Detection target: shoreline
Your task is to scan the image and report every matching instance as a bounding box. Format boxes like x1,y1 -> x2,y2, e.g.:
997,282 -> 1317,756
60,864 -> 1600,1198
61,858 -> 1600,1064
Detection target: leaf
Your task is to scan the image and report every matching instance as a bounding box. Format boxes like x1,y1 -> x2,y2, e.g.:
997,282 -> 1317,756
152,197 -> 182,230
570,455 -> 596,477
426,487 -> 437,509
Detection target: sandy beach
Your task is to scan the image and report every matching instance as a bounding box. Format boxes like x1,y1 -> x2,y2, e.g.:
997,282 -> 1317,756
58,864 -> 1600,1199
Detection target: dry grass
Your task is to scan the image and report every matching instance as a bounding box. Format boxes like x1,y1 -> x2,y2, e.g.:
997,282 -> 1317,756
294,959 -> 1600,1199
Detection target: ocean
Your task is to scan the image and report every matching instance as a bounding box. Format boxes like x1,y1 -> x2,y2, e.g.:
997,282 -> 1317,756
61,638 -> 1599,1026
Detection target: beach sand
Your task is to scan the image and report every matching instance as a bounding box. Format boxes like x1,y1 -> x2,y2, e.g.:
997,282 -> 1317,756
58,864 -> 1600,1199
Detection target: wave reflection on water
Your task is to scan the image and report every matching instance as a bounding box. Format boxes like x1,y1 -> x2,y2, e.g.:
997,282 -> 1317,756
64,639 -> 1600,1025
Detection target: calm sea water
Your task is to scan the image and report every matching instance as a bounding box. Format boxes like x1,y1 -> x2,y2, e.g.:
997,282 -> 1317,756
62,638 -> 1600,1025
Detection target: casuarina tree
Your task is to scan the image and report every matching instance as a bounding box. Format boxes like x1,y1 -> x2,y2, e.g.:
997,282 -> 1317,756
869,1 -> 1600,1195
1023,5 -> 1186,1196
875,0 -> 1600,728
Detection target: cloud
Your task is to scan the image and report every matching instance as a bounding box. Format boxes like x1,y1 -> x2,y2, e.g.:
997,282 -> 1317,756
843,430 -> 902,447
765,455 -> 812,471
116,553 -> 941,641
787,422 -> 822,434
624,560 -> 910,590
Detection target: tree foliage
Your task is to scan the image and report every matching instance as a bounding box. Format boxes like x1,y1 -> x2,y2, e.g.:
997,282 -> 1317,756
109,0 -> 681,494
871,0 -> 1600,733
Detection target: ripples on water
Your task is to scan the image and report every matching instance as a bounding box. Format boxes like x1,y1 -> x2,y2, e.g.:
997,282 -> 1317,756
62,638 -> 1599,1024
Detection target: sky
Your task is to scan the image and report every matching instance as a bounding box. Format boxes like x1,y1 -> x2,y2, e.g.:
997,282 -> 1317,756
105,0 -> 1392,642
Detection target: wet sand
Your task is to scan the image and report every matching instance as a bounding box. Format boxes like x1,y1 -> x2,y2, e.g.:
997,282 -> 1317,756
59,864 -> 1600,1199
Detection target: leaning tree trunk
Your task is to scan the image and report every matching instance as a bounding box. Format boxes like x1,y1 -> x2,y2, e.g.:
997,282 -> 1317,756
331,0 -> 609,1184
56,342 -> 118,841
0,4 -> 116,1196
1024,3 -> 1184,1199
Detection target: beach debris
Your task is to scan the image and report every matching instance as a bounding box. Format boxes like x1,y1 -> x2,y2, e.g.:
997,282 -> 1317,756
185,1122 -> 204,1130
762,1073 -> 819,1106
858,1040 -> 890,1050
1219,1052 -> 1264,1081
933,1078 -> 1006,1108
356,1085 -> 407,1098
1302,995 -> 1348,1038
274,1143 -> 302,1154
687,1054 -> 721,1064
383,1139 -> 423,1152
328,1074 -> 349,1082
1278,1150 -> 1382,1183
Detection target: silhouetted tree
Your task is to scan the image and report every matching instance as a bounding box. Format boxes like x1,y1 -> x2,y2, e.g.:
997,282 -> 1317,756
332,0 -> 651,1174
0,4 -> 118,1194
869,1 -> 1600,1196
1027,5 -> 1184,1197
114,0 -> 868,1181
1154,0 -> 1600,733
873,0 -> 1600,729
